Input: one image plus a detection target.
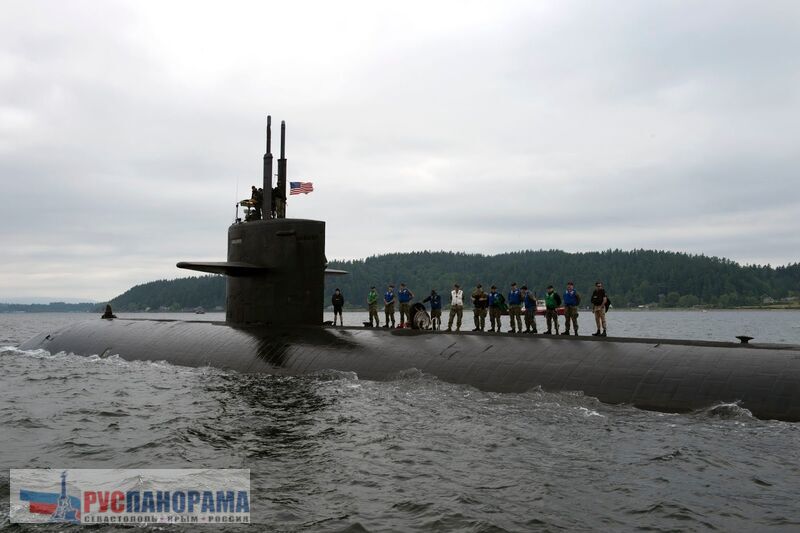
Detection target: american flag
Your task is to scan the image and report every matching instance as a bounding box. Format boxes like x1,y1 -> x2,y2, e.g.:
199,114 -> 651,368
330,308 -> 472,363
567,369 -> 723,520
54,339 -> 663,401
290,181 -> 314,195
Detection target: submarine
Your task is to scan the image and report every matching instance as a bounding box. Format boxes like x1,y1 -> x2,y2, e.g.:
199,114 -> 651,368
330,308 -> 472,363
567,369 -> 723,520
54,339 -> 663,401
20,116 -> 800,422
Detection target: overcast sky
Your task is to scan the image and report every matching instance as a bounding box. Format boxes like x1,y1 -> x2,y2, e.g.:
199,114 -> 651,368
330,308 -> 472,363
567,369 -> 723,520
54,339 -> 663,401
1,0 -> 798,301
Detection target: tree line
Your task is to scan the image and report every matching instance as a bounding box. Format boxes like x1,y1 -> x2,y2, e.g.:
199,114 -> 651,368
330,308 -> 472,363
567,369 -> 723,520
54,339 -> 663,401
0,302 -> 99,313
108,275 -> 225,311
99,249 -> 800,312
326,250 -> 799,309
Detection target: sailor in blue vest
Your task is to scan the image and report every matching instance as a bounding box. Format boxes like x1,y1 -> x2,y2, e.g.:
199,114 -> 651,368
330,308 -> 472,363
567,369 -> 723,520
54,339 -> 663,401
521,285 -> 538,333
422,289 -> 443,330
384,284 -> 396,328
507,282 -> 523,333
397,283 -> 415,326
488,285 -> 505,332
562,281 -> 581,335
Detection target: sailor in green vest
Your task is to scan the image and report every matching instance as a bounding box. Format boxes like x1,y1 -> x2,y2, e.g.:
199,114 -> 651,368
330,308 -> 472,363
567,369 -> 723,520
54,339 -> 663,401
544,285 -> 562,334
488,285 -> 506,332
367,286 -> 380,327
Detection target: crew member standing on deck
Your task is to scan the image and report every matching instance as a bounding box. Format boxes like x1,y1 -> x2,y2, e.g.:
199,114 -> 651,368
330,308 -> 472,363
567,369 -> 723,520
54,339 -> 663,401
447,284 -> 464,332
544,285 -> 562,334
331,288 -> 344,326
423,289 -> 443,330
367,286 -> 380,327
522,286 -> 538,333
507,283 -> 523,333
384,284 -> 396,328
562,281 -> 581,335
471,284 -> 488,331
397,283 -> 415,326
591,281 -> 609,337
488,285 -> 505,333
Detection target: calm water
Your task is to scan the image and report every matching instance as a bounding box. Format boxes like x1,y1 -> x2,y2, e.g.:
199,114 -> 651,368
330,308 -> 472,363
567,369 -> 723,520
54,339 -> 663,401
2,311 -> 800,531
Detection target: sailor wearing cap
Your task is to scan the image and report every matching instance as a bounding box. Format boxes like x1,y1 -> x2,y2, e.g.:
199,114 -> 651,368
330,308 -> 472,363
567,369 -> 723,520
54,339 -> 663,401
423,289 -> 443,330
521,286 -> 538,333
488,285 -> 505,332
471,284 -> 488,331
397,283 -> 415,326
384,284 -> 396,328
507,282 -> 523,333
367,286 -> 380,327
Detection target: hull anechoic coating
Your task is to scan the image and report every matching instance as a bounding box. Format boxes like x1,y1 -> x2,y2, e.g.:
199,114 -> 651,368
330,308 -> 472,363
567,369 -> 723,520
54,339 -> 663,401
19,318 -> 800,422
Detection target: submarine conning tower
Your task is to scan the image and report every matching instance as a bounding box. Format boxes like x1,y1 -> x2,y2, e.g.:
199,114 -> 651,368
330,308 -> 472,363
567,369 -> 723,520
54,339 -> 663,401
177,116 -> 328,326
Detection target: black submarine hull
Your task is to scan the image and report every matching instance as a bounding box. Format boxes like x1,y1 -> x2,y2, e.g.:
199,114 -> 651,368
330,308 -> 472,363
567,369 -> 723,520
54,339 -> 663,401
19,318 -> 800,422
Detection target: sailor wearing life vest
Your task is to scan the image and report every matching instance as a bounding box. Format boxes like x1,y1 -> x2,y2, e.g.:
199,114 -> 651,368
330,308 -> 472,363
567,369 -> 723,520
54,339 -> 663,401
423,290 -> 443,330
397,283 -> 415,326
507,283 -> 523,333
367,286 -> 380,328
521,286 -> 538,333
544,285 -> 562,335
562,282 -> 581,335
447,284 -> 464,332
488,286 -> 505,332
384,284 -> 396,328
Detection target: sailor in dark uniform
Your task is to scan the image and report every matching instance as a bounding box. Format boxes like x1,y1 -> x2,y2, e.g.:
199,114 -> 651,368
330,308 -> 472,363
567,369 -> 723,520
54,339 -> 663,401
331,288 -> 344,326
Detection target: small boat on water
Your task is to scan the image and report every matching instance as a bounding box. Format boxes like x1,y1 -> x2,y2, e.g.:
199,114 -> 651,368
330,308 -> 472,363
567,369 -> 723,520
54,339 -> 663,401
534,300 -> 565,316
194,307 -> 206,314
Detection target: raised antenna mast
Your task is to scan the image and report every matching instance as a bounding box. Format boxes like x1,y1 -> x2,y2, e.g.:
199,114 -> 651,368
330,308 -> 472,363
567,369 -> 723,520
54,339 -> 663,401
263,115 -> 273,219
276,120 -> 287,218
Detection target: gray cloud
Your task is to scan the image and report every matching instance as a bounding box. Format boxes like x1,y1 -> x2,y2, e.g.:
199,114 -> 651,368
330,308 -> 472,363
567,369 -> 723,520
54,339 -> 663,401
1,0 -> 799,300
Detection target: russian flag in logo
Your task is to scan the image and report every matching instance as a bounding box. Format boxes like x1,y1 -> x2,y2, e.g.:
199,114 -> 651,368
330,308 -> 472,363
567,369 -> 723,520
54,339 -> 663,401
19,490 -> 81,522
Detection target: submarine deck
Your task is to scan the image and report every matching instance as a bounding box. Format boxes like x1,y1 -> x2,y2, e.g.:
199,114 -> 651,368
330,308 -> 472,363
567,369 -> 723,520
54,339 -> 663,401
114,317 -> 800,351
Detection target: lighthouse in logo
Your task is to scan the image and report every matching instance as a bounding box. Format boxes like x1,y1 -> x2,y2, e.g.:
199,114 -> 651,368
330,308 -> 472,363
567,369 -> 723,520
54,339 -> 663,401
51,471 -> 79,522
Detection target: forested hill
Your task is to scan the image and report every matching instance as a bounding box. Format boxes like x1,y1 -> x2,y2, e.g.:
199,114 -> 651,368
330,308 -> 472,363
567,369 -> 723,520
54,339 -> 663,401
107,250 -> 800,311
329,250 -> 799,308
109,275 -> 225,311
